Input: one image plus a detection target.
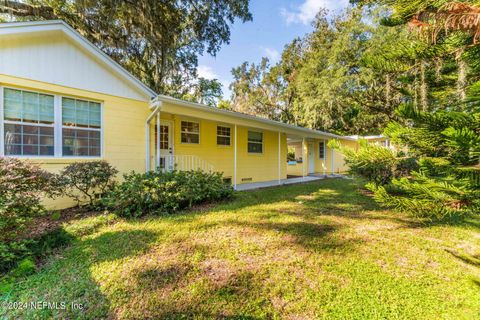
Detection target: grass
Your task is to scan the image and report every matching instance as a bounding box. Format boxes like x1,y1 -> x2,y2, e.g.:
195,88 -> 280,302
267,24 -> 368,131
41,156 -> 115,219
2,178 -> 480,319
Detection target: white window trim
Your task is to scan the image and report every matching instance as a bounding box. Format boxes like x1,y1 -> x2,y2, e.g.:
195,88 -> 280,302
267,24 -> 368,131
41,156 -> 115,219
319,140 -> 326,160
216,125 -> 231,146
247,130 -> 264,154
0,86 -> 104,159
180,120 -> 200,144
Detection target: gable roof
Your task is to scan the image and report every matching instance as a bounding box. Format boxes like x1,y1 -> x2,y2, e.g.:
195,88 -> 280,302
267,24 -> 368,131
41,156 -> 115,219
0,20 -> 156,99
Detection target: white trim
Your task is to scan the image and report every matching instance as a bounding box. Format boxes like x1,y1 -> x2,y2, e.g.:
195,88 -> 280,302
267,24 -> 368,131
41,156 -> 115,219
145,104 -> 161,171
0,20 -> 156,98
0,86 -> 3,157
54,95 -> 62,157
154,95 -> 356,141
302,137 -> 306,180
234,124 -> 237,190
308,142 -> 315,174
331,145 -> 335,175
278,131 -> 281,184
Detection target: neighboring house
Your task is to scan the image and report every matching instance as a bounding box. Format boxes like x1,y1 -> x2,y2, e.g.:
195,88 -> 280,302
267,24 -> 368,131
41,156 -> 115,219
0,20 -> 356,209
346,135 -> 393,149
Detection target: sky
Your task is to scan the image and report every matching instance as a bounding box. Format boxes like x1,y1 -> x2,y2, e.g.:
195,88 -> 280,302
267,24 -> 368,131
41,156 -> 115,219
197,0 -> 350,98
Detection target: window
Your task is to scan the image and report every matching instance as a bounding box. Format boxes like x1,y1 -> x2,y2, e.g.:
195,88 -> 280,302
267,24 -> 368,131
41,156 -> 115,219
1,87 -> 102,157
319,141 -> 326,159
217,125 -> 231,146
62,98 -> 101,157
181,121 -> 199,144
248,131 -> 263,153
154,125 -> 169,150
3,88 -> 55,156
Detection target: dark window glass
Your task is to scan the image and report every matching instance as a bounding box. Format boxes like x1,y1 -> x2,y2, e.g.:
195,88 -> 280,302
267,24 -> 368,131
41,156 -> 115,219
248,131 -> 263,153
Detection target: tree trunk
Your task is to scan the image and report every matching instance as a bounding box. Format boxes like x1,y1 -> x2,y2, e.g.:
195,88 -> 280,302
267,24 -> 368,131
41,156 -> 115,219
456,48 -> 467,102
420,60 -> 428,112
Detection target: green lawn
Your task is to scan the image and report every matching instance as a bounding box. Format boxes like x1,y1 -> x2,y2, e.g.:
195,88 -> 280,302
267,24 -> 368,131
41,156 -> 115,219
3,179 -> 480,319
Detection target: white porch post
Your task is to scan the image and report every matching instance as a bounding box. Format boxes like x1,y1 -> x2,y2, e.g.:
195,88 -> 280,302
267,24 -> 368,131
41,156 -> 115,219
234,124 -> 237,190
323,139 -> 327,176
302,137 -> 306,180
331,142 -> 335,175
156,112 -> 161,170
278,131 -> 281,185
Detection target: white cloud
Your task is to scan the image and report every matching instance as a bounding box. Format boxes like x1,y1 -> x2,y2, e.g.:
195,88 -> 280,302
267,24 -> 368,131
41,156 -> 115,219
262,47 -> 280,62
197,65 -> 218,80
281,0 -> 349,25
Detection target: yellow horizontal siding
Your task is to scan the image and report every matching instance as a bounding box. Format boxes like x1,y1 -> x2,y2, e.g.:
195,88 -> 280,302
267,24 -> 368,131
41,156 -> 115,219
1,74 -> 150,209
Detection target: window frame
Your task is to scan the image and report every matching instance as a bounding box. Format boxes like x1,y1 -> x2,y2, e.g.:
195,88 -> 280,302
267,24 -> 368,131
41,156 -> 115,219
319,140 -> 326,160
180,120 -> 200,145
247,130 -> 263,154
216,125 -> 231,147
0,86 -> 104,159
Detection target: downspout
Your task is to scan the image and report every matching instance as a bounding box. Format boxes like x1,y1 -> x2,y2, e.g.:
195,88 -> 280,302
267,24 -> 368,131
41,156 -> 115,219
145,100 -> 162,172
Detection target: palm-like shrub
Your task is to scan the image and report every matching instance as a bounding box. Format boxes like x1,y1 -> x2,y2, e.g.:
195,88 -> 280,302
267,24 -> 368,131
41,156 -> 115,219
338,103 -> 480,220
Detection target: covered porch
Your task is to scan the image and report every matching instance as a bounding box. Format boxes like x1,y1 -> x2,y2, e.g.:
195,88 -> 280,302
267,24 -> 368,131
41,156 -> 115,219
145,96 -> 351,191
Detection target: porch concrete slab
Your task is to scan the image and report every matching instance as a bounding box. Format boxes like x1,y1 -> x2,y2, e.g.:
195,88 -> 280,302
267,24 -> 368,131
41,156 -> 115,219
236,175 -> 344,191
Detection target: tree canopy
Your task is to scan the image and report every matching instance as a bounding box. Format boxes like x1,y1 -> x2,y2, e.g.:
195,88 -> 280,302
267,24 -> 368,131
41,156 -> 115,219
0,0 -> 251,99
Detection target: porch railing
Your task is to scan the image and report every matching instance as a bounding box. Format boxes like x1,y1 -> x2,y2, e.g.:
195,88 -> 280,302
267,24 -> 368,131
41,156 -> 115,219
159,155 -> 215,172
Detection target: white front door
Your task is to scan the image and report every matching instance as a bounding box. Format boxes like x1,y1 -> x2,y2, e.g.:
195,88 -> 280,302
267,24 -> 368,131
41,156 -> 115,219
157,121 -> 173,171
308,143 -> 315,174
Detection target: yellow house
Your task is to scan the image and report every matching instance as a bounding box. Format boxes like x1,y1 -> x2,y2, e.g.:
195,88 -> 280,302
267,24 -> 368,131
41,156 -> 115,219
0,20 -> 360,209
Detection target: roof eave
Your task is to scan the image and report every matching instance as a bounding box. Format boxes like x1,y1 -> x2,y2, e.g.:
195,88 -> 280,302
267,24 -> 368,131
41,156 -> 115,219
152,95 -> 356,140
0,20 -> 157,99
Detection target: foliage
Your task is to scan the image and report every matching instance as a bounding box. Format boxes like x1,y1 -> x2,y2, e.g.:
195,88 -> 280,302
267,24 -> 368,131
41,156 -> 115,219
0,157 -> 61,243
329,139 -> 402,185
61,161 -> 118,207
182,78 -> 223,107
102,170 -> 233,217
228,8 -> 420,134
230,39 -> 302,123
366,170 -> 479,219
0,0 -> 251,96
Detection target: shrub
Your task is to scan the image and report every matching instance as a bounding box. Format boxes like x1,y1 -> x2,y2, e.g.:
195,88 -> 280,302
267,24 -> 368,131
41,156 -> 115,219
395,157 -> 419,178
329,139 -> 398,185
0,157 -> 63,273
61,161 -> 118,206
0,158 -> 61,242
102,170 -> 233,217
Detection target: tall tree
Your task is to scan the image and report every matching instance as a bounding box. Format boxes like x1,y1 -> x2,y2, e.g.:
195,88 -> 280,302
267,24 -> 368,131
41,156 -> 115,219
229,39 -> 303,123
0,0 -> 252,96
182,78 -> 223,107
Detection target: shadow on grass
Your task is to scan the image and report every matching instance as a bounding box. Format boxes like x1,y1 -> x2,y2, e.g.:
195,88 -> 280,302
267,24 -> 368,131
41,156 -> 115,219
4,228 -> 160,319
446,248 -> 480,290
129,264 -> 270,319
